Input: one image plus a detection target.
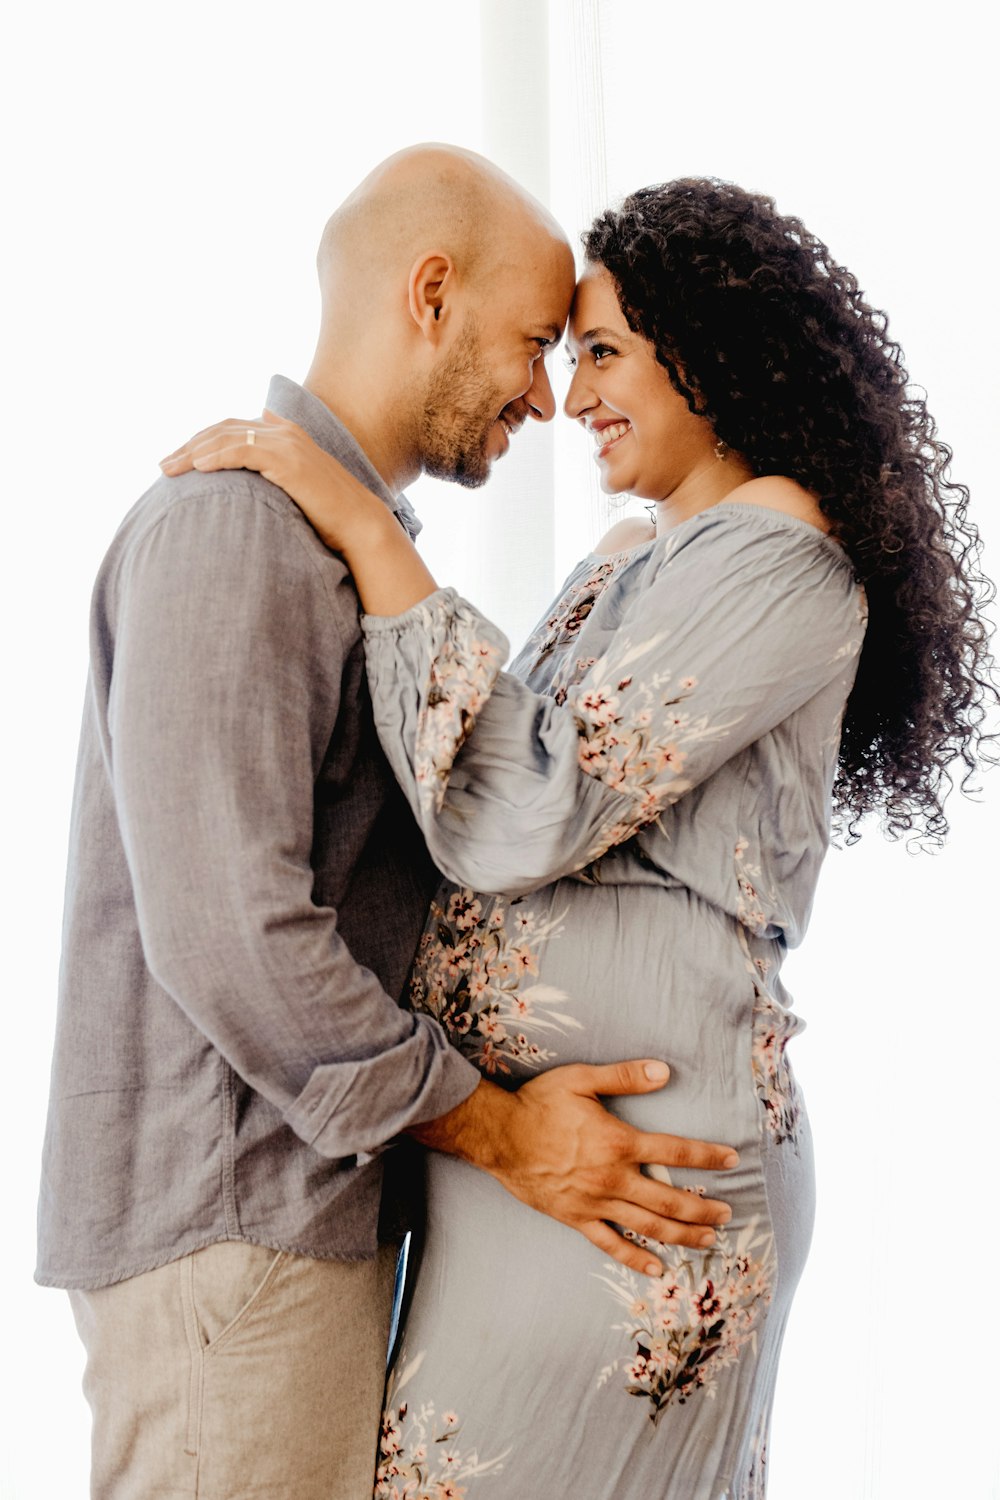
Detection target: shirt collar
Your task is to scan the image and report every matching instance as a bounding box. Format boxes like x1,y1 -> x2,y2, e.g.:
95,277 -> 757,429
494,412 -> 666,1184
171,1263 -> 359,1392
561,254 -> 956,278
264,374 -> 422,541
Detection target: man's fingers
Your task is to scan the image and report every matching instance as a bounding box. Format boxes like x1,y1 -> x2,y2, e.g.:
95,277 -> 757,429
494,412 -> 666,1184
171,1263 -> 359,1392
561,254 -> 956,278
606,1200 -> 725,1250
581,1220 -> 665,1279
633,1130 -> 739,1171
560,1059 -> 672,1098
623,1176 -> 731,1227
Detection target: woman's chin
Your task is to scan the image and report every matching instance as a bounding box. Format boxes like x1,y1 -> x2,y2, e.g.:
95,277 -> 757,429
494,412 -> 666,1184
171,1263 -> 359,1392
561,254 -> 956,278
598,471 -> 634,498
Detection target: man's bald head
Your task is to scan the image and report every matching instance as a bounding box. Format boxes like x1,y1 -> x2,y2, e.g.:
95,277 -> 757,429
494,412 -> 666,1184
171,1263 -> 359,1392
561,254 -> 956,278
316,143 -> 569,317
305,145 -> 576,493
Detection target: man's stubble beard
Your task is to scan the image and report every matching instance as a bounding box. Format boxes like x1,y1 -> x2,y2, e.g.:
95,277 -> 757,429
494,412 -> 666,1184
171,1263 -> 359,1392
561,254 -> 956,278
419,318 -> 505,490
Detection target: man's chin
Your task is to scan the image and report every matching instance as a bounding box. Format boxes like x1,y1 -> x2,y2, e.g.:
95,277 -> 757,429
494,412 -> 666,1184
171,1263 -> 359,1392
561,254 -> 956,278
423,448 -> 493,490
450,464 -> 492,490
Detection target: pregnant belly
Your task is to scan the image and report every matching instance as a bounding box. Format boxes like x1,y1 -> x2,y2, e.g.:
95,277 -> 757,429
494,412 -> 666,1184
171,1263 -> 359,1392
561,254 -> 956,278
408,878 -> 778,1155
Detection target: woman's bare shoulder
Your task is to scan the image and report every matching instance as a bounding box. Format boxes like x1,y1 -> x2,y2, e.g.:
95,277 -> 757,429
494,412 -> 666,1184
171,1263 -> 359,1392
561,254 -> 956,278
593,515 -> 657,555
726,475 -> 831,533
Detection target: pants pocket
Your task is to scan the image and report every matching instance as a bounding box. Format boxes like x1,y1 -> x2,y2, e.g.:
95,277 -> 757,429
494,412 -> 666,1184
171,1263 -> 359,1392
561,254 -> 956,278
179,1243 -> 287,1458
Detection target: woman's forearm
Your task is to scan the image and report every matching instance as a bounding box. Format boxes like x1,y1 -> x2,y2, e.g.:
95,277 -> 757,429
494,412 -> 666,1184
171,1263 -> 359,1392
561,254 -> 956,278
341,505 -> 440,618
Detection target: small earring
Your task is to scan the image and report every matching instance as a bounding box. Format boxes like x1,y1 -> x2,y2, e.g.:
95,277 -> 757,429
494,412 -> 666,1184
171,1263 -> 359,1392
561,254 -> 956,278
714,438 -> 728,462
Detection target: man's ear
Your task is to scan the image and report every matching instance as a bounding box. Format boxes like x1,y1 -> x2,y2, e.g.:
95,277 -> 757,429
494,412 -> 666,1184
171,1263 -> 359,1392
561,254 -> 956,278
408,253 -> 455,340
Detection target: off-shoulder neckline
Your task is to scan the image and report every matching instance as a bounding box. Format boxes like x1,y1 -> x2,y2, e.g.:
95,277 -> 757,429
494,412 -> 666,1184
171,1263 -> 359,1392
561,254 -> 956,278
587,500 -> 851,565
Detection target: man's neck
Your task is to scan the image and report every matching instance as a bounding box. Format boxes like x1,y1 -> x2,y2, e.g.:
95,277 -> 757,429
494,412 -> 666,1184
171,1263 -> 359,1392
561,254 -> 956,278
302,363 -> 420,495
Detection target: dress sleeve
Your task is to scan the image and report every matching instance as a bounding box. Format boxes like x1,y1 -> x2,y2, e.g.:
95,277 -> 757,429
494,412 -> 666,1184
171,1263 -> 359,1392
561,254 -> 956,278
363,511 -> 866,896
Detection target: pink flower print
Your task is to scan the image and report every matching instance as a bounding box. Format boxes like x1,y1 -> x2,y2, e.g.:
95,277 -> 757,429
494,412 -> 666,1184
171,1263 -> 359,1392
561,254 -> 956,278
678,675 -> 698,690
375,1369 -> 508,1496
477,1039 -> 509,1075
658,742 -> 687,774
596,1216 -> 774,1421
751,993 -> 802,1147
695,1280 -> 723,1321
413,601 -> 504,816
447,892 -> 482,931
511,945 -> 537,976
409,892 -> 574,1075
577,686 -> 621,727
477,1011 -> 507,1041
466,971 -> 490,1001
578,738 -> 608,772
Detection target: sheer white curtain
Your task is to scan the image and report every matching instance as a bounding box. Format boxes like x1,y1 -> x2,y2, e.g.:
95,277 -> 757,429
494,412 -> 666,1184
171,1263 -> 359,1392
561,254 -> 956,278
4,3 -> 997,1496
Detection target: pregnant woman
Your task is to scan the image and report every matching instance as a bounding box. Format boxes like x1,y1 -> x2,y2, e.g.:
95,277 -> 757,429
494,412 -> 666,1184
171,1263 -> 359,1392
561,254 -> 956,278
165,180 -> 994,1496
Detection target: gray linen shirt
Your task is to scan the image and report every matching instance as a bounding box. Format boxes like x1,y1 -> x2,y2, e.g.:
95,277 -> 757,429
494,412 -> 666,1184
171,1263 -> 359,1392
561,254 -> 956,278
36,375 -> 479,1290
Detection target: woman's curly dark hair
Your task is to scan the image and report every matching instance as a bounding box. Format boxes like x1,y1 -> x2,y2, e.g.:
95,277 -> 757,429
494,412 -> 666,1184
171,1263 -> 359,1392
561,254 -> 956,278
584,178 -> 997,843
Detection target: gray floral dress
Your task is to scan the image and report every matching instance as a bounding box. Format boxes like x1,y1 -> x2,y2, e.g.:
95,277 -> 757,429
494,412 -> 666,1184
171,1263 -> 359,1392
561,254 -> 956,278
362,503 -> 867,1499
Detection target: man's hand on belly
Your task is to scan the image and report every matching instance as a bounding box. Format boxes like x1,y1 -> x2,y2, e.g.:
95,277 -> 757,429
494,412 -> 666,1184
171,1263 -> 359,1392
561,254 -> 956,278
408,1062 -> 738,1278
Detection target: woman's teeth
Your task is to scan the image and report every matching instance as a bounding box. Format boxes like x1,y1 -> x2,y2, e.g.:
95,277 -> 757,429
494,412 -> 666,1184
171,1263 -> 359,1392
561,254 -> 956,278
596,421 -> 630,450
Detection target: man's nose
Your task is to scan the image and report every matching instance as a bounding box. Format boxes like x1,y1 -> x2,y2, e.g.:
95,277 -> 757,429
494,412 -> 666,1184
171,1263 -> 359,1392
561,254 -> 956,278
525,357 -> 557,423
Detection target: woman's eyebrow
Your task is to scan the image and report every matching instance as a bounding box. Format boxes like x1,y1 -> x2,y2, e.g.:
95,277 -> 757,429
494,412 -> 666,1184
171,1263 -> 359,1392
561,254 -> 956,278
577,326 -> 621,342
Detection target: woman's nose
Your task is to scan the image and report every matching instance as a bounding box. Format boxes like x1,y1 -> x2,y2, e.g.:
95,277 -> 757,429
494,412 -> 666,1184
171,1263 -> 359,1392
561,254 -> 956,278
563,365 -> 594,421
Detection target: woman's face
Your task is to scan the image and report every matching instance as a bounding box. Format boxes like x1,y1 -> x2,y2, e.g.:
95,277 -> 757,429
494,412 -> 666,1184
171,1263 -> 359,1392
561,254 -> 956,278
563,264 -> 717,500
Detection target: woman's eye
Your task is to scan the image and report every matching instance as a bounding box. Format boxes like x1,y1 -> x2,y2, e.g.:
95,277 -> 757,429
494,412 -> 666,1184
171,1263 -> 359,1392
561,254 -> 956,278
591,344 -> 616,365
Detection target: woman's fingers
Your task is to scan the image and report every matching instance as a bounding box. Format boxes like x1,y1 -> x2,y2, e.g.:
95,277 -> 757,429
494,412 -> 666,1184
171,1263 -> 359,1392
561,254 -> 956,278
192,438 -> 270,474
160,419 -> 252,468
160,416 -> 298,473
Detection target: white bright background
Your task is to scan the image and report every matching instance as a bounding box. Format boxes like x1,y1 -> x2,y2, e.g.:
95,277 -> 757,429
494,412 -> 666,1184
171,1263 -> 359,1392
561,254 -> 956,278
3,3 -> 997,1497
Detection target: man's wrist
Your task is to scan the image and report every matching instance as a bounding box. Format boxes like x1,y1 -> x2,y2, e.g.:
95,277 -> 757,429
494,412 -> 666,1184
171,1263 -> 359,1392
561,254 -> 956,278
408,1078 -> 516,1170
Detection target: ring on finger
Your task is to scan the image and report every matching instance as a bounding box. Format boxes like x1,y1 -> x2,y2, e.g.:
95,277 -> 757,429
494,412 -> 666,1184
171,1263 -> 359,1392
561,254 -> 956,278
246,429 -> 256,446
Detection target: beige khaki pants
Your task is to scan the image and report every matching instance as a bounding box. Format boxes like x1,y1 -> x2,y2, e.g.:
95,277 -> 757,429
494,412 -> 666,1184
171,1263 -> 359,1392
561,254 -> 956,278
68,1240 -> 398,1500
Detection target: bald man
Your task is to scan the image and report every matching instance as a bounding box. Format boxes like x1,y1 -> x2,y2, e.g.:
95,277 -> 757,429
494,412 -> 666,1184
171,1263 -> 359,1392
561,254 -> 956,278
37,147 -> 728,1499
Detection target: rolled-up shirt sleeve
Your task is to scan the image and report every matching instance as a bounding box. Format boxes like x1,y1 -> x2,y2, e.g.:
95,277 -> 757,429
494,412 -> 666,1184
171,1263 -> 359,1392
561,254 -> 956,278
109,488 -> 478,1160
362,513 -> 866,897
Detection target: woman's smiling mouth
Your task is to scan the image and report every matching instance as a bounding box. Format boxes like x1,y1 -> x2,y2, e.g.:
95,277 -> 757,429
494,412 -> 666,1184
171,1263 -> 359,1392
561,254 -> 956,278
591,419 -> 632,460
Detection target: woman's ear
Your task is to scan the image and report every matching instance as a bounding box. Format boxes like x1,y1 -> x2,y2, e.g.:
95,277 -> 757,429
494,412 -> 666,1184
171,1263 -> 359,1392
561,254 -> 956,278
407,252 -> 455,340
